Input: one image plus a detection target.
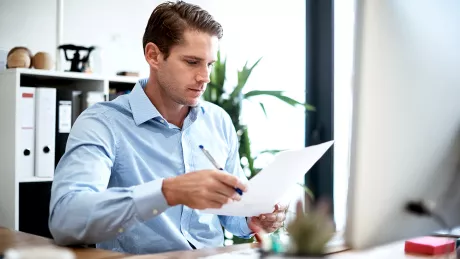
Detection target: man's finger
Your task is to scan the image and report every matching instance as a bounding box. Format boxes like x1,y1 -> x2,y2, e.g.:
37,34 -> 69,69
212,181 -> 242,201
259,213 -> 276,222
260,211 -> 287,222
248,218 -> 266,246
214,171 -> 248,193
250,216 -> 262,225
260,222 -> 281,233
260,222 -> 274,230
271,222 -> 281,229
275,212 -> 286,222
210,193 -> 233,205
275,203 -> 288,212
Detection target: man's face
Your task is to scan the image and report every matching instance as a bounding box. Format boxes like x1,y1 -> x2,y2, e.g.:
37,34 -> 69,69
156,30 -> 218,107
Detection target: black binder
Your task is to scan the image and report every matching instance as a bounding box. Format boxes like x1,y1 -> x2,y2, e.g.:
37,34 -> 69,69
55,89 -> 81,167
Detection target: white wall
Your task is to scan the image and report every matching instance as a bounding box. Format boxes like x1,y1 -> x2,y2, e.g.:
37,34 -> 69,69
0,0 -> 56,60
61,0 -> 156,76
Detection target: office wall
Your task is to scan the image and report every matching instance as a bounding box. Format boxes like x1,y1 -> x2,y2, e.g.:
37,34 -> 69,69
60,0 -> 219,77
0,0 -> 56,58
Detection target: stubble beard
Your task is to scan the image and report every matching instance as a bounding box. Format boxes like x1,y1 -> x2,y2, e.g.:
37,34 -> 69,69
158,79 -> 199,107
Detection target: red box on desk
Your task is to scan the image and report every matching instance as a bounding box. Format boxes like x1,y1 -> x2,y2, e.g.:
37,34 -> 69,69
404,236 -> 455,255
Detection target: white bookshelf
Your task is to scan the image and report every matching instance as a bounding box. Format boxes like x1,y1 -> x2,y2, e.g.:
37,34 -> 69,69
0,68 -> 138,233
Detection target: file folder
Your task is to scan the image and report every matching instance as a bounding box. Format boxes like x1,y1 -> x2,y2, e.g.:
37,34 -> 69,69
18,87 -> 36,180
34,88 -> 56,178
55,89 -> 81,167
81,91 -> 105,111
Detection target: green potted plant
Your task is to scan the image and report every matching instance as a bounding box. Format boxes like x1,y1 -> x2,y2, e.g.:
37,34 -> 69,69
203,50 -> 315,180
284,199 -> 335,257
253,195 -> 335,257
204,50 -> 316,245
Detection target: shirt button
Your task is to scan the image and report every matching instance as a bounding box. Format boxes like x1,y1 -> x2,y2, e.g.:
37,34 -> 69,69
118,228 -> 124,233
153,209 -> 158,215
160,119 -> 165,123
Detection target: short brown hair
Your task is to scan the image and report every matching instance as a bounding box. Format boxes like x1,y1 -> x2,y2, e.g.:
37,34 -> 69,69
142,1 -> 223,59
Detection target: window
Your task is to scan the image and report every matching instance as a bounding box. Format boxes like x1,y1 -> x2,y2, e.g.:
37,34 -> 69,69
333,0 -> 356,232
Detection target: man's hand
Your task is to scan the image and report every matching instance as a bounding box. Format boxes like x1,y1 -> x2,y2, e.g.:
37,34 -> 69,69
248,203 -> 288,233
162,170 -> 247,210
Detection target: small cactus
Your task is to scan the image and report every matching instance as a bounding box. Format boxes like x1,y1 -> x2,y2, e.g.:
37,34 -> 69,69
285,199 -> 335,256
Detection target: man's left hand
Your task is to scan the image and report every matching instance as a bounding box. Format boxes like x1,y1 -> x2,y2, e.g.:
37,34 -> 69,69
248,203 -> 288,233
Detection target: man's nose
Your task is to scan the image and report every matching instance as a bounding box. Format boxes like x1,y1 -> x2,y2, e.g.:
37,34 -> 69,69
196,67 -> 211,83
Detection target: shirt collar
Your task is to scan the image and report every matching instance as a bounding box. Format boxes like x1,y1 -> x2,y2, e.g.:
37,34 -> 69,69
128,78 -> 204,126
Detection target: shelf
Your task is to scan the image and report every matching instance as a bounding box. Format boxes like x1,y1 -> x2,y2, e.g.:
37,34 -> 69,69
19,177 -> 53,183
0,68 -> 141,83
0,68 -> 105,81
0,68 -> 106,92
0,68 -> 105,231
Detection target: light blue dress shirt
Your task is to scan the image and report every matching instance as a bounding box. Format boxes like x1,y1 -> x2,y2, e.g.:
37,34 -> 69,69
49,78 -> 253,254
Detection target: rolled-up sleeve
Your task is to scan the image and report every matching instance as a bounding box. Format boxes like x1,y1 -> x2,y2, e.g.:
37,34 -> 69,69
49,110 -> 170,245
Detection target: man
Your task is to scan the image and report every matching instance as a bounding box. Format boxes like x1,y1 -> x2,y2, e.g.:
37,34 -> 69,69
49,0 -> 286,254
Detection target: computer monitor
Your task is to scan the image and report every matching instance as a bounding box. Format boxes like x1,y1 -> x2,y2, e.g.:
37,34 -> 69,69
344,0 -> 460,250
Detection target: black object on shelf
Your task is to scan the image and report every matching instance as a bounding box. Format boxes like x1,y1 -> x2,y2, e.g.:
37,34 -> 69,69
19,181 -> 53,239
58,44 -> 95,72
55,89 -> 81,167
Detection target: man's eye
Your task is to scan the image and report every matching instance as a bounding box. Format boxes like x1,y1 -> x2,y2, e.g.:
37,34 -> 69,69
186,60 -> 198,65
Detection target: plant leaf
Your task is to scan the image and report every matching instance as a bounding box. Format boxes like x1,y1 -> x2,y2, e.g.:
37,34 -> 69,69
253,148 -> 285,160
244,90 -> 284,98
297,183 -> 315,201
244,90 -> 316,111
229,57 -> 262,100
210,50 -> 226,88
259,149 -> 285,155
206,50 -> 228,105
238,58 -> 261,87
259,102 -> 267,117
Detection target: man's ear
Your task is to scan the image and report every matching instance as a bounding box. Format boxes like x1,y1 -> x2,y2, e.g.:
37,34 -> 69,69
145,42 -> 164,69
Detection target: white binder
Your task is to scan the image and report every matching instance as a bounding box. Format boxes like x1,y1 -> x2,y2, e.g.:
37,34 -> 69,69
18,87 -> 36,180
34,87 -> 56,178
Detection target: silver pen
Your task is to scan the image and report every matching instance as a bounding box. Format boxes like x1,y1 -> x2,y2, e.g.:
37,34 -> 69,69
199,145 -> 243,195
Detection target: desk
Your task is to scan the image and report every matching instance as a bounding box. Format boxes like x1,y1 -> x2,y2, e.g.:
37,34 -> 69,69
0,227 -> 455,259
0,227 -> 125,259
124,241 -> 455,259
124,243 -> 257,259
327,241 -> 456,259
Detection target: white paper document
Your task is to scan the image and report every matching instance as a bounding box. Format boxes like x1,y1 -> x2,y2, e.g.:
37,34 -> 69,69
201,140 -> 334,217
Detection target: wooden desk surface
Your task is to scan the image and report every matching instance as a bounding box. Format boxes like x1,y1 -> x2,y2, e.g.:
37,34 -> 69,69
123,240 -> 455,259
0,227 -> 125,259
123,243 -> 257,259
1,227 -> 456,259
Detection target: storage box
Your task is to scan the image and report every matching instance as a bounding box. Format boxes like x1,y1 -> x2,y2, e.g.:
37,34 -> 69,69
404,236 -> 455,255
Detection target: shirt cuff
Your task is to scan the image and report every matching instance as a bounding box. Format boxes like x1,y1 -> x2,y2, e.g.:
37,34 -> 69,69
133,178 -> 170,221
239,217 -> 255,238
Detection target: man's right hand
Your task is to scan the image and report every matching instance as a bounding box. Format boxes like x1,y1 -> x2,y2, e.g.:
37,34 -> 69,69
162,170 -> 248,209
